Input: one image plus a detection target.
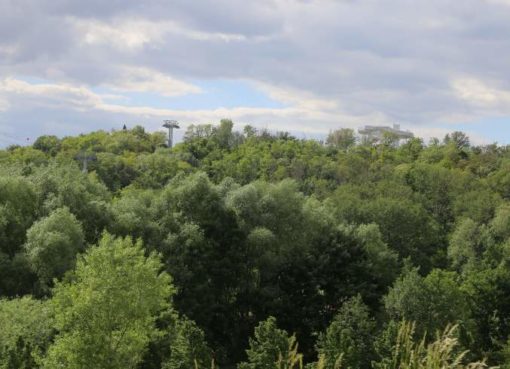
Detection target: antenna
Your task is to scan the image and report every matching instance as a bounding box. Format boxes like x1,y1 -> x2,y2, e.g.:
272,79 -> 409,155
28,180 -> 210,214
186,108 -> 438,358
76,151 -> 96,173
163,120 -> 180,148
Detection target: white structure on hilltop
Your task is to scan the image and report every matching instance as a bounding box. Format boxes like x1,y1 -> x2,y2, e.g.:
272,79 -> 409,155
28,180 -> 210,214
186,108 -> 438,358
163,120 -> 180,148
358,124 -> 414,145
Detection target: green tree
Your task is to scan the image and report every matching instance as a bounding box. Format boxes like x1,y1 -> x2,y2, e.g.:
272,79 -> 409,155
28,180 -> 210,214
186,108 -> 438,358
462,264 -> 510,362
162,317 -> 213,369
0,176 -> 38,296
384,268 -> 469,339
353,224 -> 399,288
448,218 -> 484,272
490,203 -> 510,241
0,297 -> 54,368
316,295 -> 376,369
0,177 -> 37,257
30,163 -> 111,243
43,233 -> 174,369
238,317 -> 300,369
444,131 -> 470,150
326,129 -> 356,151
33,135 -> 61,156
24,207 -> 85,287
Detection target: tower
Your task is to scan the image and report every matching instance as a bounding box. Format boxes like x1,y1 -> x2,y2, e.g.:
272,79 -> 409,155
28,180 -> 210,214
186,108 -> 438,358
76,151 -> 96,173
163,120 -> 180,148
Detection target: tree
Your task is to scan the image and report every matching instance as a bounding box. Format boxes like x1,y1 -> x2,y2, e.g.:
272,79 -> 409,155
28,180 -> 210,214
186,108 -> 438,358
24,207 -> 85,287
43,233 -> 174,369
353,224 -> 399,289
326,129 -> 356,151
158,173 -> 251,365
30,163 -> 111,243
462,265 -> 510,362
0,176 -> 38,257
33,135 -> 61,156
0,297 -> 54,368
448,218 -> 484,272
162,317 -> 213,369
0,176 -> 38,296
490,203 -> 510,241
214,119 -> 235,149
444,131 -> 470,150
316,295 -> 376,369
238,317 -> 300,369
384,268 -> 469,339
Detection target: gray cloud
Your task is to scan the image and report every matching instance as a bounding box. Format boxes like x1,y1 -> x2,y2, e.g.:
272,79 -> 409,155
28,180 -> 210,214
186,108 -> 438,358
1,0 -> 510,144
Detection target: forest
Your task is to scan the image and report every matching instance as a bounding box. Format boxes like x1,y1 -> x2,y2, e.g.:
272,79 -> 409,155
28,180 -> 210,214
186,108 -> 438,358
1,120 -> 510,369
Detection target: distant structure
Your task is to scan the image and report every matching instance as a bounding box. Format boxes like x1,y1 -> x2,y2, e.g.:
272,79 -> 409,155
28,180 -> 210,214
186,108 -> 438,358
358,124 -> 413,146
163,120 -> 180,148
76,151 -> 96,173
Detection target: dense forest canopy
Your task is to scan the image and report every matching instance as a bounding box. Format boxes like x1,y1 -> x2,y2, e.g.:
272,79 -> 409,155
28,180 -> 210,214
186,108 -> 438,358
1,120 -> 510,369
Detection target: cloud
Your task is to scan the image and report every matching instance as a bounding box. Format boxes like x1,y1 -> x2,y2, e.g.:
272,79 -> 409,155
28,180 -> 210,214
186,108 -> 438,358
0,78 -> 104,111
0,97 -> 9,112
0,77 -> 382,134
104,66 -> 201,96
487,0 -> 510,5
75,18 -> 163,51
1,0 -> 510,145
452,78 -> 510,109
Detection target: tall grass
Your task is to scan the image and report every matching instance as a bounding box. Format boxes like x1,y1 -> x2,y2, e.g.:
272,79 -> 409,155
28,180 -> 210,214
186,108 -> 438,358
375,322 -> 489,369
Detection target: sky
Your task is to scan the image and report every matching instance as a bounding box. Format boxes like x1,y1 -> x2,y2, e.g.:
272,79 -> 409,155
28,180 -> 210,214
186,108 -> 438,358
1,0 -> 510,147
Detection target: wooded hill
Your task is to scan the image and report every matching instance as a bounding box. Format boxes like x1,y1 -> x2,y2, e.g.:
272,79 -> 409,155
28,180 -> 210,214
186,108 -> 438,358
1,120 -> 510,369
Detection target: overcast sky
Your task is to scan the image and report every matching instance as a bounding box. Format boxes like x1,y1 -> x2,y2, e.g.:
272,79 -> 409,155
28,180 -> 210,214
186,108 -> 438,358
1,0 -> 510,146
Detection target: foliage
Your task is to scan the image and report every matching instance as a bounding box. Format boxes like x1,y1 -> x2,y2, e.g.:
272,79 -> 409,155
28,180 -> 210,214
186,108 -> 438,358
42,233 -> 174,369
384,268 -> 469,339
0,297 -> 54,368
238,317 -> 302,369
0,123 -> 509,368
162,316 -> 214,369
24,207 -> 84,287
373,322 -> 487,369
316,295 -> 376,369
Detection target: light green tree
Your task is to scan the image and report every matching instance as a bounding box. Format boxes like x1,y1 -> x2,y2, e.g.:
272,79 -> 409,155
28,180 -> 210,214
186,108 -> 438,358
24,207 -> 85,286
0,296 -> 54,368
316,295 -> 376,369
43,233 -> 174,369
162,317 -> 213,369
238,317 -> 301,369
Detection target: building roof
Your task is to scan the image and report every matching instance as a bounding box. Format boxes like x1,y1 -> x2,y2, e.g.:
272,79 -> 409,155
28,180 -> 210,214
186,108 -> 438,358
358,124 -> 414,139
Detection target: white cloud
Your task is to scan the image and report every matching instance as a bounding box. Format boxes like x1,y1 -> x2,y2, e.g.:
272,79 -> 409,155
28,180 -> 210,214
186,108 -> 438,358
74,18 -> 164,50
0,78 -> 387,135
73,17 -> 255,52
255,82 -> 340,111
104,66 -> 201,96
0,78 -> 104,110
452,78 -> 510,108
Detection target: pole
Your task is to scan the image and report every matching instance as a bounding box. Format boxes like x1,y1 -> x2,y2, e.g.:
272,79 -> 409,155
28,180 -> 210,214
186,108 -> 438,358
163,120 -> 180,149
